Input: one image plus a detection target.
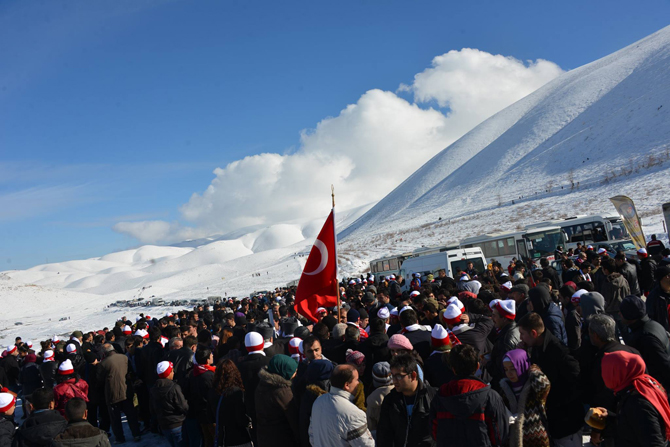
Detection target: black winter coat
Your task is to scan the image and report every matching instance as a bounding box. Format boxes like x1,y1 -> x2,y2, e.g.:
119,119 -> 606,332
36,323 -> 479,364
640,258 -> 658,293
19,363 -> 43,396
236,353 -> 269,424
135,342 -> 165,387
529,330 -> 584,439
149,378 -> 189,429
163,347 -> 194,383
208,387 -> 251,447
618,261 -> 641,297
254,368 -> 300,447
609,387 -> 668,447
429,377 -> 508,447
486,321 -> 520,388
647,285 -> 670,331
13,409 -> 67,447
403,328 -> 433,364
377,381 -> 436,447
451,314 -> 494,358
0,414 -> 15,447
2,356 -> 20,388
623,316 -> 670,391
424,353 -> 455,389
180,368 -> 214,423
542,266 -> 562,289
39,362 -> 58,389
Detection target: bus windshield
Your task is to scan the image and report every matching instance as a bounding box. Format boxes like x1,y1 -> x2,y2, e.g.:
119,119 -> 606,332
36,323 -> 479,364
524,230 -> 565,259
609,219 -> 630,240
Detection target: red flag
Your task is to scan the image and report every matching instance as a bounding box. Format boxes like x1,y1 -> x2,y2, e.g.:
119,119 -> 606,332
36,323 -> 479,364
295,210 -> 338,323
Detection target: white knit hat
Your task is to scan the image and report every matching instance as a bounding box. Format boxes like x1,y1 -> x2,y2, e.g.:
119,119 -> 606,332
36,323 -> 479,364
66,344 -> 77,354
494,299 -> 516,320
122,325 -> 132,335
409,291 -> 420,298
157,361 -> 173,379
6,345 -> 16,355
443,303 -> 463,326
0,393 -> 15,413
447,297 -> 465,313
500,281 -> 513,291
43,350 -> 55,361
597,248 -> 607,255
390,307 -> 399,316
398,305 -> 413,315
245,332 -> 264,353
58,359 -> 74,375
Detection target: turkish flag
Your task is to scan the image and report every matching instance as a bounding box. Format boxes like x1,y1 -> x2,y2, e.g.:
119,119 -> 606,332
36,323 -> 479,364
295,210 -> 338,323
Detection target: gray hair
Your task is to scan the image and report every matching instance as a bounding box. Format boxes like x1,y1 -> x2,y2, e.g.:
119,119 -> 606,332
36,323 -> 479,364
332,323 -> 347,340
588,314 -> 616,343
169,337 -> 182,349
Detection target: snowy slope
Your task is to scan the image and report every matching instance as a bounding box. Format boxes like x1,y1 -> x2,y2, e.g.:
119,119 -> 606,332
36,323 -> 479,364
341,25 -> 670,241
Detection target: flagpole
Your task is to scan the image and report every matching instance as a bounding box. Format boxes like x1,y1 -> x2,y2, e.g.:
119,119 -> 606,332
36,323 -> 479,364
332,185 -> 341,324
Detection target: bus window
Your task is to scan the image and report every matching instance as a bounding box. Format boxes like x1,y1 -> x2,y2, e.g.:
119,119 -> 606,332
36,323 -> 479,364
499,237 -> 516,256
389,259 -> 398,270
516,240 -> 528,260
383,261 -> 390,270
524,230 -> 565,259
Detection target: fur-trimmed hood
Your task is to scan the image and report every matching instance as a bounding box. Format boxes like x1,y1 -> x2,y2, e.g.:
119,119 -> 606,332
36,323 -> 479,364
257,366 -> 293,390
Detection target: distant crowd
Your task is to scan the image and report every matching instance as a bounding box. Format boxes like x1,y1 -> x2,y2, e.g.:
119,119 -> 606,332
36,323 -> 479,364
0,236 -> 669,447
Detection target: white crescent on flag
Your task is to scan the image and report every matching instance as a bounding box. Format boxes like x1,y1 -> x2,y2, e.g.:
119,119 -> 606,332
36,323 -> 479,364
303,239 -> 328,276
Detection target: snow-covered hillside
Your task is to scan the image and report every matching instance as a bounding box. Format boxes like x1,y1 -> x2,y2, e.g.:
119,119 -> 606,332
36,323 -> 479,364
341,25 -> 670,243
2,26 -> 670,345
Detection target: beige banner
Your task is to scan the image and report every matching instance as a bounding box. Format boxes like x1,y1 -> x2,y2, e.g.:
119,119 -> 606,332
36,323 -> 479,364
609,195 -> 646,250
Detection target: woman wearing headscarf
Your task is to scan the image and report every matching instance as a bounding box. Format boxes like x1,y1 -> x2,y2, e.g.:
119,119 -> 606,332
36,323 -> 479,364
255,354 -> 300,447
527,286 -> 568,346
499,349 -> 551,447
596,351 -> 670,447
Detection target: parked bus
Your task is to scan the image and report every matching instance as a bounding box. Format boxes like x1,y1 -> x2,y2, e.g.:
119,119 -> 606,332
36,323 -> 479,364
369,252 -> 413,280
525,214 -> 629,249
460,230 -> 525,267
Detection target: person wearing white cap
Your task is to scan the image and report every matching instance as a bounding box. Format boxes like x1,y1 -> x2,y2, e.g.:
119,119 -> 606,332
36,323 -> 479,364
424,324 -> 458,387
238,331 -> 270,433
388,274 -> 402,302
0,390 -> 17,441
52,359 -> 89,417
638,246 -> 658,294
150,361 -> 189,445
485,299 -> 520,386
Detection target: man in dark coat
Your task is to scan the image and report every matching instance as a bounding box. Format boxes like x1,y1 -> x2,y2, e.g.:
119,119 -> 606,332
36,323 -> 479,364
377,353 -> 436,447
164,336 -> 197,382
237,332 -> 270,436
52,398 -> 111,447
615,253 -> 641,297
485,299 -> 520,389
638,249 -> 658,294
540,257 -> 562,289
39,350 -> 58,389
620,295 -> 670,391
399,309 -> 432,363
429,344 -> 508,447
518,312 -> 584,444
646,266 -> 670,331
0,391 -> 17,447
180,348 -> 216,447
13,388 -> 67,447
150,361 -> 189,445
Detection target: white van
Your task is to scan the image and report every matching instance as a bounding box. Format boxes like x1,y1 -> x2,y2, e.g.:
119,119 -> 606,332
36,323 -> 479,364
399,247 -> 486,291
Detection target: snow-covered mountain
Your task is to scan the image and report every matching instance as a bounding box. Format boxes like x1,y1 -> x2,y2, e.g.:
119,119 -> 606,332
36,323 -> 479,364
2,25 -> 670,345
340,25 -> 670,244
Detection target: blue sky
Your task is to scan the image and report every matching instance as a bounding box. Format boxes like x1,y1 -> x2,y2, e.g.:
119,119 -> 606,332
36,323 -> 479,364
1,0 -> 669,270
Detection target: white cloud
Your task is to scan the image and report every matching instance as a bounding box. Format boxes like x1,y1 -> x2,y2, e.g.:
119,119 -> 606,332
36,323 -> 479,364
115,49 -> 564,245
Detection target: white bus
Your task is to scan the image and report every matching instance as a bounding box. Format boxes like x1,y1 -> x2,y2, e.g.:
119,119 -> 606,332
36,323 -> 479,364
369,252 -> 413,280
525,214 -> 629,249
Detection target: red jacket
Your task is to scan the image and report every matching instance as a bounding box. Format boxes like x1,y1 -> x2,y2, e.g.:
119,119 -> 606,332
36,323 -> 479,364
54,378 -> 89,416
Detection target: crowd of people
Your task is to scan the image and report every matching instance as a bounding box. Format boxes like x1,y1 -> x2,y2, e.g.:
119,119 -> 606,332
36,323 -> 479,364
0,237 -> 670,447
